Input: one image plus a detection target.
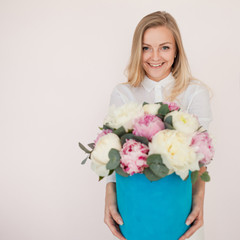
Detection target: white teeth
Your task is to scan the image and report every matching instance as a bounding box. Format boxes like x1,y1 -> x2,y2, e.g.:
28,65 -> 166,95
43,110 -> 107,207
149,63 -> 163,67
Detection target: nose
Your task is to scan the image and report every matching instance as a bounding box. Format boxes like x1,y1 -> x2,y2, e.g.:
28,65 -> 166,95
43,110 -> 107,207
151,49 -> 160,61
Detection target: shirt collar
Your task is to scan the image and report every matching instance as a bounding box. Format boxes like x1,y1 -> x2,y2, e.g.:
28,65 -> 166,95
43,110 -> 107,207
141,72 -> 175,92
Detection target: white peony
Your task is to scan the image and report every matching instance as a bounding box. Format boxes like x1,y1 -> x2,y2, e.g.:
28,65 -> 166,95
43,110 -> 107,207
149,129 -> 199,180
90,160 -> 110,177
104,102 -> 144,131
143,103 -> 161,115
165,111 -> 199,135
90,133 -> 121,176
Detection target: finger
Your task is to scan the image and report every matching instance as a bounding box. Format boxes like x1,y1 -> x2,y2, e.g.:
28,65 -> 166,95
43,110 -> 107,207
178,219 -> 203,240
115,224 -> 127,240
185,207 -> 200,226
105,216 -> 126,240
109,205 -> 124,226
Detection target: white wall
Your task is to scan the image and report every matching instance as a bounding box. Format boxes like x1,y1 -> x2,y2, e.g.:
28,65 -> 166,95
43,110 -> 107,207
0,0 -> 239,239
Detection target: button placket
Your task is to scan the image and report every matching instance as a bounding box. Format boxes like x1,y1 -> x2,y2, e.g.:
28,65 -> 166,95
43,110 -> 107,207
154,85 -> 163,102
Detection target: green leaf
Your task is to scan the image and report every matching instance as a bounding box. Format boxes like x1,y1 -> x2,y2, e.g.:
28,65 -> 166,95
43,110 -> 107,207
143,168 -> 162,182
158,104 -> 170,115
155,101 -> 163,105
106,149 -> 121,170
81,156 -> 89,165
78,142 -> 91,153
156,113 -> 164,121
103,124 -> 114,131
88,143 -> 95,149
164,115 -> 173,126
113,126 -> 126,138
191,171 -> 199,184
147,154 -> 163,164
120,133 -> 149,146
164,115 -> 174,129
115,165 -> 129,177
147,154 -> 169,178
108,169 -> 115,176
142,102 -> 149,106
200,171 -> 211,182
164,122 -> 175,130
98,176 -> 104,181
164,123 -> 174,130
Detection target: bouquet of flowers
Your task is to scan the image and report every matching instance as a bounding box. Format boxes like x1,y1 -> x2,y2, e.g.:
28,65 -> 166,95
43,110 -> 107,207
79,102 -> 214,184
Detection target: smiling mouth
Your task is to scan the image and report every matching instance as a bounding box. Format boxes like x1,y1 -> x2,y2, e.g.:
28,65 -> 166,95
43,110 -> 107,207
148,62 -> 164,68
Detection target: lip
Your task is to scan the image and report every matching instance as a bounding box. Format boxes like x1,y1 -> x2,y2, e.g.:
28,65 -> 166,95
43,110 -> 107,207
147,62 -> 165,69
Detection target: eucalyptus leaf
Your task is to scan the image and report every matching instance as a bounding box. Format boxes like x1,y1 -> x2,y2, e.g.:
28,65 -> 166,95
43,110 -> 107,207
103,124 -> 114,131
88,143 -> 95,149
147,154 -> 169,178
156,113 -> 164,120
115,165 -> 129,177
158,104 -> 170,115
164,115 -> 174,130
164,122 -> 175,130
98,176 -> 104,181
120,133 -> 149,146
113,126 -> 126,138
81,156 -> 89,165
147,154 -> 163,165
108,169 -> 115,176
78,142 -> 91,153
149,164 -> 169,178
142,102 -> 149,106
191,171 -> 199,184
143,168 -> 162,182
200,171 -> 211,182
164,116 -> 173,126
106,149 -> 121,170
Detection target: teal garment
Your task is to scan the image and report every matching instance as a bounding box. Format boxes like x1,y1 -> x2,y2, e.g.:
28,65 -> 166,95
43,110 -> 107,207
116,171 -> 192,240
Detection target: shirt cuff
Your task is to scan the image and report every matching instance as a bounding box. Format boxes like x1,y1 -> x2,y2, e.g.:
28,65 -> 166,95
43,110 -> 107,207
105,171 -> 116,183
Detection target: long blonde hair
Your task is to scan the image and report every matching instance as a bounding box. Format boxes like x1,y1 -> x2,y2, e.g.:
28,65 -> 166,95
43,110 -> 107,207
125,11 -> 211,101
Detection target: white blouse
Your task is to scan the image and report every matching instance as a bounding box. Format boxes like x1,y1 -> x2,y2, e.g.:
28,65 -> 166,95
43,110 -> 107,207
105,72 -> 212,184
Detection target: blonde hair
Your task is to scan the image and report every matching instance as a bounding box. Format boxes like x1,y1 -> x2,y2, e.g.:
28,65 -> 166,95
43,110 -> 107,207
124,11 -> 212,101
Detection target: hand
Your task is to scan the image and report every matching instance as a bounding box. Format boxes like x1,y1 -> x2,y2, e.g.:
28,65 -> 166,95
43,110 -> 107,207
104,182 -> 127,240
178,195 -> 204,240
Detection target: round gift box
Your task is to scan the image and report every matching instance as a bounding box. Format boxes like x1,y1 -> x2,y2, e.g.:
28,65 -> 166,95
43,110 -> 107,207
116,171 -> 192,240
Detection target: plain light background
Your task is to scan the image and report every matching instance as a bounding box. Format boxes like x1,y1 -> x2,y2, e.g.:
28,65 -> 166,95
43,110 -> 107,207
0,0 -> 239,239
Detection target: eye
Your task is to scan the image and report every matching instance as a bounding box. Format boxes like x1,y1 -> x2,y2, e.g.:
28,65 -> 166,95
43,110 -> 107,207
162,46 -> 170,50
142,46 -> 149,51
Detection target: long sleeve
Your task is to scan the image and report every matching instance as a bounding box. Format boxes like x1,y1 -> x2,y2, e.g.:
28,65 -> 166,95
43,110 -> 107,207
105,85 -> 125,184
187,86 -> 213,131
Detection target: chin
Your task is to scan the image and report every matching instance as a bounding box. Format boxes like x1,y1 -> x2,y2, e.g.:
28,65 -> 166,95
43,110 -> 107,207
146,73 -> 168,81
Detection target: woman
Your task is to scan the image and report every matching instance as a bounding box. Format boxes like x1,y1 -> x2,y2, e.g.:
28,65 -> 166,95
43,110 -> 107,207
104,11 -> 212,240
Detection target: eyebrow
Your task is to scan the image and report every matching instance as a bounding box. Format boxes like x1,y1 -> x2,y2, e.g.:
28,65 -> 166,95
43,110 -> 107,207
142,42 -> 173,46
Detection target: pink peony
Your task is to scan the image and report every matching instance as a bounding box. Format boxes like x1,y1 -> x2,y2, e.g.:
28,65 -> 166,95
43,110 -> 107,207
163,102 -> 180,111
94,129 -> 113,145
191,131 -> 214,165
120,139 -> 149,176
133,114 -> 165,141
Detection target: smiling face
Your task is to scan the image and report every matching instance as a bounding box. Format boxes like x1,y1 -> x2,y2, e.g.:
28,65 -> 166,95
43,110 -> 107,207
142,26 -> 176,82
